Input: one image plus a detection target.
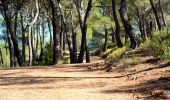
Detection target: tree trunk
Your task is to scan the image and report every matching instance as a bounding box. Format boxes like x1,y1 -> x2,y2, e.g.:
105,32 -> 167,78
32,26 -> 36,65
103,28 -> 108,51
63,31 -> 66,51
70,10 -> 78,63
39,17 -> 45,62
158,0 -> 167,27
111,27 -> 115,43
150,21 -> 153,35
20,14 -> 26,66
60,20 -> 64,58
0,49 -> 3,64
35,24 -> 39,57
28,26 -> 33,66
85,43 -> 90,63
74,0 -> 92,63
136,7 -> 147,40
146,20 -> 152,37
66,31 -> 74,63
5,18 -> 22,67
72,31 -> 78,63
119,0 -> 139,49
7,29 -> 15,68
149,0 -> 162,31
49,0 -> 61,64
28,0 -> 39,65
3,12 -> 22,66
78,31 -> 86,63
5,42 -> 8,66
13,12 -> 18,66
112,0 -> 123,47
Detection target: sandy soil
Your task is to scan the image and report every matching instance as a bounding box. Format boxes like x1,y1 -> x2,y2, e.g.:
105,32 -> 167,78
0,66 -> 135,100
0,56 -> 134,100
0,53 -> 170,100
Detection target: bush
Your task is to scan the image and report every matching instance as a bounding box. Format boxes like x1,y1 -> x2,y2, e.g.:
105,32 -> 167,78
43,44 -> 53,65
142,29 -> 170,60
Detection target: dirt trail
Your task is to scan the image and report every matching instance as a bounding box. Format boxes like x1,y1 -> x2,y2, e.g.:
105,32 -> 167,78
0,56 -> 135,100
0,50 -> 170,100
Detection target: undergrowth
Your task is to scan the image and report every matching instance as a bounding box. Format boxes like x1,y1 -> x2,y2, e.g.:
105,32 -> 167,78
106,47 -> 128,61
141,29 -> 170,60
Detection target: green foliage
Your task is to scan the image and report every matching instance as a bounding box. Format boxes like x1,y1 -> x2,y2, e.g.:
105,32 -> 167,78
63,56 -> 69,64
43,44 -> 53,65
141,29 -> 170,60
102,49 -> 113,57
0,47 -> 10,68
107,47 -> 128,61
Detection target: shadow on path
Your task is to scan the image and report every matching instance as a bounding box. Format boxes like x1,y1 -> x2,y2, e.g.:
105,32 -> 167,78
101,76 -> 170,99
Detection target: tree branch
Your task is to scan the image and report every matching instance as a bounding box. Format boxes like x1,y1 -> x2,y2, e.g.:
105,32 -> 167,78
29,0 -> 39,26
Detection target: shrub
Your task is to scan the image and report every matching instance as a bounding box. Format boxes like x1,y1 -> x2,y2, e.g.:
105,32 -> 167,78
142,29 -> 170,60
43,44 -> 53,65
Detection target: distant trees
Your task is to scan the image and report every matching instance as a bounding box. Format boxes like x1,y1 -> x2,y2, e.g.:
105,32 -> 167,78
0,0 -> 169,67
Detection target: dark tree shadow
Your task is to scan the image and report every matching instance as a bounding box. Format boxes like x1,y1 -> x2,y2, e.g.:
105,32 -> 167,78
0,76 -> 109,89
101,76 -> 170,99
0,76 -> 82,86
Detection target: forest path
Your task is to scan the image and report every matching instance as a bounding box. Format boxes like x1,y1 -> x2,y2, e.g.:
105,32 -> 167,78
0,56 -> 135,100
0,50 -> 170,100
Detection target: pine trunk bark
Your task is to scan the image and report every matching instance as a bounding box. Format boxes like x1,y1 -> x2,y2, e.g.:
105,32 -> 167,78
112,0 -> 123,47
136,7 -> 147,40
72,31 -> 77,63
60,20 -> 63,58
49,0 -> 61,64
28,26 -> 33,65
70,11 -> 78,63
28,0 -> 39,65
20,14 -> 26,66
7,29 -> 15,67
39,17 -> 45,62
66,31 -> 74,63
63,32 -> 66,51
75,0 -> 92,63
4,13 -> 22,67
158,0 -> 167,27
111,27 -> 115,43
0,49 -> 3,64
1,1 -> 23,67
149,0 -> 162,31
35,24 -> 39,57
119,0 -> 139,49
103,28 -> 108,51
85,43 -> 90,63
